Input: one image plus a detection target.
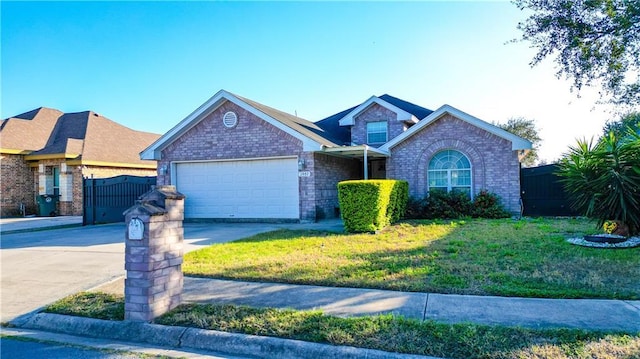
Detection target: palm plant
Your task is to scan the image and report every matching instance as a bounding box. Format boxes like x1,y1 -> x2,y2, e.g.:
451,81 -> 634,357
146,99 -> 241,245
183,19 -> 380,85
557,129 -> 640,236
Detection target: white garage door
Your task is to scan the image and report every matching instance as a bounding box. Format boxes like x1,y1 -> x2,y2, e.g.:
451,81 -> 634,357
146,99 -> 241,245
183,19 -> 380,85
175,158 -> 299,219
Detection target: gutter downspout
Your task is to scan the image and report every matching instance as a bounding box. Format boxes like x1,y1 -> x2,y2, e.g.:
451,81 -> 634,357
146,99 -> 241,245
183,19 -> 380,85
363,145 -> 368,180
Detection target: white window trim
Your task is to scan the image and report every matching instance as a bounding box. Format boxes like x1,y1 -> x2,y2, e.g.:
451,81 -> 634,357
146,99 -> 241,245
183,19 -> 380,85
427,150 -> 473,198
367,121 -> 388,144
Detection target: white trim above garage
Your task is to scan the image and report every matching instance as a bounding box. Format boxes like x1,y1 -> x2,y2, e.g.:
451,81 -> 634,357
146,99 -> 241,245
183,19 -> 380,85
173,157 -> 300,220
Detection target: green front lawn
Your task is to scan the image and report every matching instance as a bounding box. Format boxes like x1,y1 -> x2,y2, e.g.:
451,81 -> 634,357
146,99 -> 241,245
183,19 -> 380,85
184,218 -> 640,299
44,292 -> 640,359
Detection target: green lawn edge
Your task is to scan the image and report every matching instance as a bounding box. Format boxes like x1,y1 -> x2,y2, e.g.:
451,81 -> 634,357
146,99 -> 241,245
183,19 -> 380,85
44,292 -> 640,359
183,218 -> 640,300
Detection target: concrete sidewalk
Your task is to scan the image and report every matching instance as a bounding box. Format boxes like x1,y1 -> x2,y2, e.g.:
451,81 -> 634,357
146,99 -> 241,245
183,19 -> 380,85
93,276 -> 640,332
4,217 -> 640,358
0,215 -> 83,234
12,276 -> 639,359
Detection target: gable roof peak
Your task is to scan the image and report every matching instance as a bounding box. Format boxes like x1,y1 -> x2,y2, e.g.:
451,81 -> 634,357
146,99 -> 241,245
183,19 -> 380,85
140,89 -> 341,160
337,95 -> 423,127
380,104 -> 532,151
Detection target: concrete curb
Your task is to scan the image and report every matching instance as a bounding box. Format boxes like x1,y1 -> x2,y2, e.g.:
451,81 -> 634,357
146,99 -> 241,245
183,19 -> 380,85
19,313 -> 440,359
0,223 -> 82,235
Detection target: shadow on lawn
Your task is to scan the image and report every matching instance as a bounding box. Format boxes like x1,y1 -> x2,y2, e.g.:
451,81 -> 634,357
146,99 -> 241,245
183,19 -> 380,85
186,219 -> 640,299
157,301 -> 639,359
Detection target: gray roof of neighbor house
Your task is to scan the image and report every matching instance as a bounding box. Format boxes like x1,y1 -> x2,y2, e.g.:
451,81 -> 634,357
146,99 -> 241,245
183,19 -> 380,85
314,94 -> 433,145
1,107 -> 160,167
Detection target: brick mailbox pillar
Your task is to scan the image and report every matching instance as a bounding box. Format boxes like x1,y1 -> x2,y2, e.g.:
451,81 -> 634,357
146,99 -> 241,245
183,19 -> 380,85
123,185 -> 185,322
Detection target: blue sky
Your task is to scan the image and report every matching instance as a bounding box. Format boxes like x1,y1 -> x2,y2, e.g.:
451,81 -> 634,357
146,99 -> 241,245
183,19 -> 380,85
1,1 -> 629,162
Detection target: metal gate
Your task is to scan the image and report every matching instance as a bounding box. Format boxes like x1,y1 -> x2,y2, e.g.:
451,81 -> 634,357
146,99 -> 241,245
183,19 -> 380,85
520,164 -> 578,217
83,175 -> 156,225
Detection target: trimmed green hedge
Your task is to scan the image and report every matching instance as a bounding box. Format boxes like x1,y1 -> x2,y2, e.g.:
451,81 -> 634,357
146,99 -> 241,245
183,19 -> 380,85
338,180 -> 408,233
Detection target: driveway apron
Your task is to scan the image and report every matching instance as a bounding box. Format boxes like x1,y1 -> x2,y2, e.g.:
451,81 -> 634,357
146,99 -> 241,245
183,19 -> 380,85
0,221 -> 300,323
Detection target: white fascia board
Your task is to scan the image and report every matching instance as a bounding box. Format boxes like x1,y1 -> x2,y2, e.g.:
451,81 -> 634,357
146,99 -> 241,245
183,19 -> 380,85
338,96 -> 417,127
140,89 -> 231,160
380,104 -> 532,152
140,90 -> 324,161
321,145 -> 390,157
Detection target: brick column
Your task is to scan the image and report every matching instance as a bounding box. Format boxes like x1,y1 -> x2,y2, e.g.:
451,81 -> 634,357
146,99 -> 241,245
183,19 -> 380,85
123,185 -> 185,322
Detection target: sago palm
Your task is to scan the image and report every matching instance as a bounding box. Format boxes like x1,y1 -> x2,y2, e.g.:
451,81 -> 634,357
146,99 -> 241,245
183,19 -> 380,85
557,130 -> 640,236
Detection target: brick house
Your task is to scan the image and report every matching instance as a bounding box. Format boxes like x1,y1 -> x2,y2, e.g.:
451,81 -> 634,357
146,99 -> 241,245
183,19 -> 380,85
1,107 -> 160,217
141,90 -> 531,222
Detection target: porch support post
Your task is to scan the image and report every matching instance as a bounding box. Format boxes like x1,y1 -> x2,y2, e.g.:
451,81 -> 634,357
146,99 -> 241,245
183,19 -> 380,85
363,145 -> 368,180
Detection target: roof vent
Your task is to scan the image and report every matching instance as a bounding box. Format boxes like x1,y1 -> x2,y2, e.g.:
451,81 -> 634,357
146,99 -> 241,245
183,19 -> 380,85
223,111 -> 238,128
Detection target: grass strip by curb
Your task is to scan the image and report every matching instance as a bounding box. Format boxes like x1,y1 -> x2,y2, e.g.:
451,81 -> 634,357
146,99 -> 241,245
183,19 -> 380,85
44,292 -> 124,321
45,292 -> 640,359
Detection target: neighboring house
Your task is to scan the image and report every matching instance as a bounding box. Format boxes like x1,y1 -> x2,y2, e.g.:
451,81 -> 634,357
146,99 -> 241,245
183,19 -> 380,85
1,107 -> 160,217
141,90 -> 531,222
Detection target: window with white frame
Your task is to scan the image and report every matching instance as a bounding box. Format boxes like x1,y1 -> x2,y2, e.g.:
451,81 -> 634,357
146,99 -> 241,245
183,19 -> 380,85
428,150 -> 472,197
366,121 -> 387,144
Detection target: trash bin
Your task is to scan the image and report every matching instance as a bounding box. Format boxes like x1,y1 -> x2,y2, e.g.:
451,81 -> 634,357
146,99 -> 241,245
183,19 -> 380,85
37,194 -> 58,217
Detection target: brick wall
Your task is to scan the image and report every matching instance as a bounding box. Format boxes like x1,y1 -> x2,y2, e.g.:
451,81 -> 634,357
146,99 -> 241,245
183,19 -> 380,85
312,153 -> 360,219
158,101 -> 316,220
2,154 -> 156,217
351,103 -> 407,147
388,115 -> 522,213
1,154 -> 36,217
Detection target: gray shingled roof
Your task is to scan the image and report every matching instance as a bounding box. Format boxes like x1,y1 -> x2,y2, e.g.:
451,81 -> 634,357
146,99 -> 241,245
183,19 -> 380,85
233,93 -> 342,147
314,94 -> 433,145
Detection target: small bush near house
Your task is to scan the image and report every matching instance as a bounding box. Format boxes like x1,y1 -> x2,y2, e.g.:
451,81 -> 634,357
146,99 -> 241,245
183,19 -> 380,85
405,190 -> 510,219
338,180 -> 408,233
424,190 -> 473,219
472,190 -> 511,219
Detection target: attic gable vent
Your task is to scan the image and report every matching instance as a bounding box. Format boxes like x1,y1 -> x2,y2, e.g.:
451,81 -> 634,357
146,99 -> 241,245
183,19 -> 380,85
222,111 -> 238,128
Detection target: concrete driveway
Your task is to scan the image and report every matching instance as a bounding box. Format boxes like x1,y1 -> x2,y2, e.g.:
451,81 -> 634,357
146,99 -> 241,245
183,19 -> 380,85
1,220 -> 343,323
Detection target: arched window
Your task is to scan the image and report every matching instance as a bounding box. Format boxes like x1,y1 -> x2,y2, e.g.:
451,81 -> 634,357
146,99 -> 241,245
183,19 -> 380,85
428,150 -> 472,197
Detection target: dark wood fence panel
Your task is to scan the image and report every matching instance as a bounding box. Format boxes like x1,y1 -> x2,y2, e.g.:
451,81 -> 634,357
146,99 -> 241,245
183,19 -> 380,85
520,164 -> 578,217
83,175 -> 156,225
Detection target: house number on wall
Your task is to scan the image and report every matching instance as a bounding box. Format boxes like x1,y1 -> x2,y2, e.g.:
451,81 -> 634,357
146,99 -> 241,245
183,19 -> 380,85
128,218 -> 144,240
298,171 -> 311,177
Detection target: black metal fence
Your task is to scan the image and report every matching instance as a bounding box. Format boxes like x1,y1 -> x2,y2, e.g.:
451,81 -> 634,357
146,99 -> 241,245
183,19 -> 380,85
83,175 -> 156,225
520,164 -> 578,217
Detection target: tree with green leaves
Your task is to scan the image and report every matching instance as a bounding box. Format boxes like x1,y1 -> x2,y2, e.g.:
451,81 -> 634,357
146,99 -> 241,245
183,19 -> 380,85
602,112 -> 640,140
496,117 -> 542,167
513,0 -> 640,108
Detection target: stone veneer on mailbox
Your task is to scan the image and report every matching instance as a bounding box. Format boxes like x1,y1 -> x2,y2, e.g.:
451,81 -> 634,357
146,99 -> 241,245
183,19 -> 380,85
124,186 -> 185,322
